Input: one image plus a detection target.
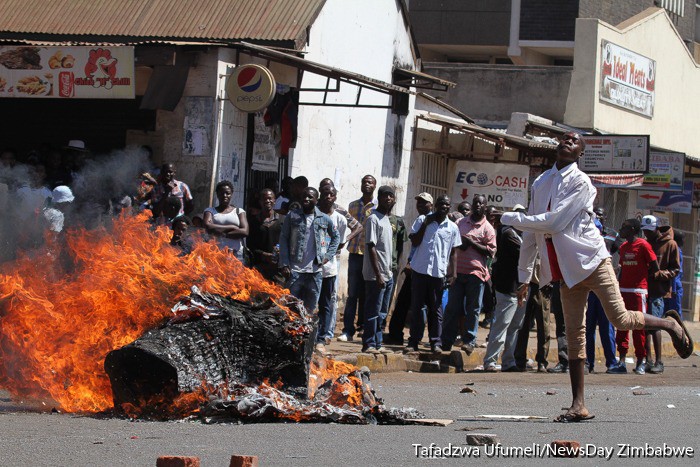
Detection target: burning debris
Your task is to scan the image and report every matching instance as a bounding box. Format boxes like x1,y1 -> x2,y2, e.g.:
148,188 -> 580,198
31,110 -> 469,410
0,214 -> 421,424
106,288 -> 421,424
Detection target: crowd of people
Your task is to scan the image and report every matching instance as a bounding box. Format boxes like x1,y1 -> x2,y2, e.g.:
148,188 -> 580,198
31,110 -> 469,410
0,140 -> 689,374
154,164 -> 687,377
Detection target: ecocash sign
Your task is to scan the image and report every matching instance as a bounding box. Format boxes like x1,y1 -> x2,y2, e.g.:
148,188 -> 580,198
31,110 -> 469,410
455,172 -> 528,189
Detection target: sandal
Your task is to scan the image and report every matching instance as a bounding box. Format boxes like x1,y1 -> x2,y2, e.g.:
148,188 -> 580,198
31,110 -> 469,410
663,310 -> 694,359
553,412 -> 595,423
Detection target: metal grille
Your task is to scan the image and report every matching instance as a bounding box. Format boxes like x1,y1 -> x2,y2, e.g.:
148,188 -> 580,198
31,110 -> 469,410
671,211 -> 698,318
245,157 -> 288,208
419,151 -> 449,201
659,0 -> 685,17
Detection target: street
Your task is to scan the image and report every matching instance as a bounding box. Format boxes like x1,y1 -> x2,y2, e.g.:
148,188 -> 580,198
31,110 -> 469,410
1,357 -> 698,466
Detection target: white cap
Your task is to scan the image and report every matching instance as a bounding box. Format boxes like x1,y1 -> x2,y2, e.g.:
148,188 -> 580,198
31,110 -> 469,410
65,140 -> 88,151
641,215 -> 658,231
415,192 -> 434,203
512,204 -> 526,212
51,185 -> 74,204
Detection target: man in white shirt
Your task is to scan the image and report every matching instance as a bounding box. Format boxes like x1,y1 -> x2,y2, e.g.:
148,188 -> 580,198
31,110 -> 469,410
501,132 -> 693,423
406,195 -> 461,354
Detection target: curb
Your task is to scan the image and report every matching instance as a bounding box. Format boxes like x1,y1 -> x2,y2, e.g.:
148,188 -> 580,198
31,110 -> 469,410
331,341 -> 698,374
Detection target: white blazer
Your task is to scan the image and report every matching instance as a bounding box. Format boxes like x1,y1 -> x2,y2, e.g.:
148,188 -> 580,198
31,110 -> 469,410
500,162 -> 609,288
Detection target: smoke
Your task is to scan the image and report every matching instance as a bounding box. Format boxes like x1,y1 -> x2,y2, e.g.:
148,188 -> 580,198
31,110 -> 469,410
0,146 -> 151,263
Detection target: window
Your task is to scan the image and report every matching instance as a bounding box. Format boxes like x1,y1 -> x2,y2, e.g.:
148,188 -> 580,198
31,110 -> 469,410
657,0 -> 685,17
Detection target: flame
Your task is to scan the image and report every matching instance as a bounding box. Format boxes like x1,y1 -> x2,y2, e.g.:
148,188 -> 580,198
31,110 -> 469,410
0,213 -> 288,412
308,357 -> 359,399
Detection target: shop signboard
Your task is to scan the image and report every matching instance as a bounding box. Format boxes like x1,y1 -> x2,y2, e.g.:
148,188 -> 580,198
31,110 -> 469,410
580,135 -> 649,173
0,46 -> 134,98
636,180 -> 693,214
452,161 -> 529,208
226,64 -> 276,112
599,40 -> 656,117
642,151 -> 685,191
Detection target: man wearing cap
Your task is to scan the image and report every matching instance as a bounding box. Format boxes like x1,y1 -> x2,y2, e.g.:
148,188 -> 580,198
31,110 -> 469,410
442,194 -> 496,354
406,194 -> 461,353
43,185 -> 74,233
500,131 -> 693,423
362,186 -> 396,354
642,215 -> 681,374
384,192 -> 433,345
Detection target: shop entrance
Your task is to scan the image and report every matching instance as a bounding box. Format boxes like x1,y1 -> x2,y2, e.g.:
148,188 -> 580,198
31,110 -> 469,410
0,97 -> 155,157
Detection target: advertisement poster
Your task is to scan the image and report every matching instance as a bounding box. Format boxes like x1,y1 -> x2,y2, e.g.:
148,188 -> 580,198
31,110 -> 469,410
599,40 -> 656,117
0,46 -> 134,99
692,179 -> 700,208
452,161 -> 529,208
642,151 -> 685,191
580,135 -> 649,173
251,112 -> 278,172
637,180 -> 693,214
183,97 -> 213,156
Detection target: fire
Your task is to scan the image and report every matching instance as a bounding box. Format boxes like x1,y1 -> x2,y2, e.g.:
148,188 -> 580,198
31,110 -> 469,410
0,212 -> 287,413
308,356 -> 359,399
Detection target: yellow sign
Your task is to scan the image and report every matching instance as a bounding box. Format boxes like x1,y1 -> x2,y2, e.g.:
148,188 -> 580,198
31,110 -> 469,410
225,64 -> 276,112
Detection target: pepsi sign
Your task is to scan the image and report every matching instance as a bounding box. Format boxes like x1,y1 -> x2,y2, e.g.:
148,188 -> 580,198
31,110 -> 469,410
226,64 -> 276,112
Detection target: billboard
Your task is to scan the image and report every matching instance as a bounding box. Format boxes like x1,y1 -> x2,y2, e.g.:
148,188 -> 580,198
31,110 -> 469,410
580,135 -> 649,173
452,161 -> 529,208
637,180 -> 693,214
642,151 -> 685,191
0,46 -> 134,99
599,40 -> 656,117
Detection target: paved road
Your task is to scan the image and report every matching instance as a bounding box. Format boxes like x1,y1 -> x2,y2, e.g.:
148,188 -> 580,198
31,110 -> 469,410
1,356 -> 698,466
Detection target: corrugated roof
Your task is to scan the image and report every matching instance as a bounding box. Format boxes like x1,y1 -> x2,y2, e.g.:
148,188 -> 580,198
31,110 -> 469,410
0,0 -> 325,43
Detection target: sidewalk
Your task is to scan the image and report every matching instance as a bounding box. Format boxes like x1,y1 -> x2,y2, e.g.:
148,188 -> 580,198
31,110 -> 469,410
326,320 -> 700,373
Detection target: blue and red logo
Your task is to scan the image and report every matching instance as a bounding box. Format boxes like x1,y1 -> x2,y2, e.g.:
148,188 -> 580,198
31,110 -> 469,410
226,64 -> 276,112
237,67 -> 263,92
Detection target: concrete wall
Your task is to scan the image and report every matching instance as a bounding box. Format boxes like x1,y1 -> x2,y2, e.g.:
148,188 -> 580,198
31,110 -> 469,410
293,0 -> 417,216
564,9 -> 700,159
153,50 -> 219,215
421,63 -> 572,122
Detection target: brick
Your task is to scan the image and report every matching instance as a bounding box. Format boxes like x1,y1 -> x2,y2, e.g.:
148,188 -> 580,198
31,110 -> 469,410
229,455 -> 259,467
551,440 -> 581,458
466,433 -> 501,446
156,456 -> 200,467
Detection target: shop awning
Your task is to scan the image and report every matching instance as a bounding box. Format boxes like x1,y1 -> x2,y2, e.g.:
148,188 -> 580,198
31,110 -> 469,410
417,113 -> 557,156
231,41 -> 411,104
393,68 -> 456,92
588,173 -> 645,188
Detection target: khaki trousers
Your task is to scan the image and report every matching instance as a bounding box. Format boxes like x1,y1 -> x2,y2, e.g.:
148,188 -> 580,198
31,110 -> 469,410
560,258 -> 646,360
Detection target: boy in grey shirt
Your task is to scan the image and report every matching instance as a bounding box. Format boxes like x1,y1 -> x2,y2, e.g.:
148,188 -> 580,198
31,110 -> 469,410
362,185 -> 396,353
